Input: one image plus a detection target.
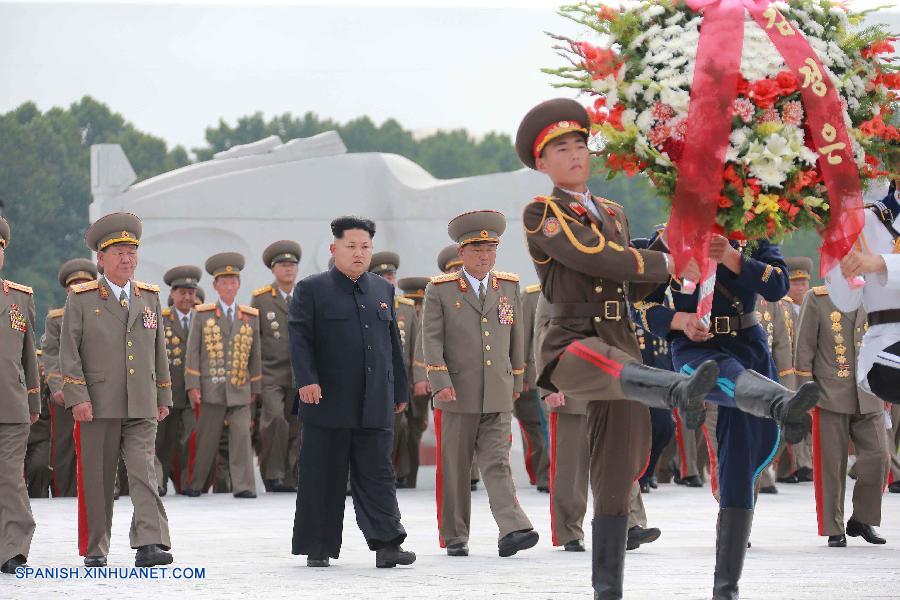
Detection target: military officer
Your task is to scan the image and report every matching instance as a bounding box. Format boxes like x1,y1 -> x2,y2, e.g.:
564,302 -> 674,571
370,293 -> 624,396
517,98 -> 717,598
795,285 -> 889,547
423,210 -> 538,558
0,217 -> 40,574
252,240 -> 302,493
25,348 -> 52,498
519,282 -> 550,492
398,276 -> 431,488
183,252 -> 262,499
44,258 -> 97,497
369,252 -> 419,487
155,265 -> 201,496
60,212 -> 173,568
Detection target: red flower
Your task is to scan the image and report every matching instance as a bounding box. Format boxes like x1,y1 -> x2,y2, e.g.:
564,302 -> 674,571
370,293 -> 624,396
749,79 -> 781,109
718,195 -> 734,208
746,178 -> 762,195
607,103 -> 626,131
648,123 -> 671,147
606,153 -> 644,177
776,71 -> 798,96
662,138 -> 685,163
587,97 -> 608,125
728,230 -> 748,242
578,42 -> 622,80
789,169 -> 819,194
859,114 -> 887,137
736,76 -> 751,97
766,217 -> 776,236
862,38 -> 896,59
723,164 -> 744,194
597,5 -> 619,21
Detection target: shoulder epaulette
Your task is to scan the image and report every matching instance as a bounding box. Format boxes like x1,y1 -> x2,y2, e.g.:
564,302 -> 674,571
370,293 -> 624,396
4,280 -> 33,295
396,297 -> 415,307
781,295 -> 794,303
133,281 -> 160,293
252,285 -> 274,298
239,304 -> 259,317
195,303 -> 217,312
597,197 -> 623,209
493,271 -> 520,283
525,283 -> 541,294
72,280 -> 100,294
48,308 -> 65,319
813,286 -> 828,296
162,308 -> 172,317
430,272 -> 460,284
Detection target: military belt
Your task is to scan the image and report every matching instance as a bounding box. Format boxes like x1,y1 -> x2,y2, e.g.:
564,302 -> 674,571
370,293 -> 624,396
549,300 -> 626,322
710,312 -> 759,336
868,309 -> 900,327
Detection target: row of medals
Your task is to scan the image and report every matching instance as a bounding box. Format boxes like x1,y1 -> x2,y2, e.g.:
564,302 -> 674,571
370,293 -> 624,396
204,318 -> 253,385
165,328 -> 183,366
831,312 -> 866,379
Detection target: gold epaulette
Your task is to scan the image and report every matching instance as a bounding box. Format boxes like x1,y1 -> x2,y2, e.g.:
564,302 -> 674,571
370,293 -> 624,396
239,304 -> 259,317
525,284 -> 541,294
134,280 -> 160,293
72,280 -> 100,294
252,285 -> 274,298
431,272 -> 460,285
5,280 -> 33,294
813,286 -> 828,296
48,308 -> 65,319
493,271 -> 519,283
195,303 -> 217,312
396,297 -> 415,307
781,296 -> 794,303
162,308 -> 172,317
598,197 -> 623,209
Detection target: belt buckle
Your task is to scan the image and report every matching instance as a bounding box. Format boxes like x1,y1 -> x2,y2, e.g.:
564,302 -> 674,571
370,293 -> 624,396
604,301 -> 621,322
713,316 -> 731,335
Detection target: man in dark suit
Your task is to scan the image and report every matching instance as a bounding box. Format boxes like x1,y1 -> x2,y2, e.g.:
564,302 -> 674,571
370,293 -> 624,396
289,216 -> 415,569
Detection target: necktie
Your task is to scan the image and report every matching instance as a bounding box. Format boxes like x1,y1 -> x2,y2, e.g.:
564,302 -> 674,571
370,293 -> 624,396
119,290 -> 128,311
286,293 -> 292,305
226,307 -> 233,324
183,316 -> 189,330
478,281 -> 485,307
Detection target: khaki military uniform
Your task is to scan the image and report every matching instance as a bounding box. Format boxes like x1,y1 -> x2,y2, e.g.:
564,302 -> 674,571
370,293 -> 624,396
391,296 -> 419,481
0,279 -> 40,566
43,308 -> 77,496
61,277 -> 173,557
795,286 -> 888,536
25,349 -> 52,498
406,308 -> 430,488
252,283 -> 300,487
185,302 -> 262,495
517,284 -> 549,489
154,307 -> 197,493
424,269 -> 531,546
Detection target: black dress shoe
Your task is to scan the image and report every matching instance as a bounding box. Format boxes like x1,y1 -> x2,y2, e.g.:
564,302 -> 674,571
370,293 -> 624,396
264,479 -> 297,493
233,490 -> 257,499
626,526 -> 661,550
395,480 -> 409,489
158,481 -> 167,497
828,534 -> 847,547
777,473 -> 800,484
563,539 -> 585,552
758,485 -> 778,494
889,481 -> 900,494
796,467 -> 814,482
446,543 -> 469,557
135,544 -> 173,567
846,518 -> 886,544
375,545 -> 416,568
649,475 -> 658,489
681,475 -> 703,488
536,485 -> 550,493
640,481 -> 651,494
1,555 -> 26,574
307,556 -> 330,567
84,555 -> 107,568
470,480 -> 478,491
181,488 -> 201,497
498,529 -> 539,557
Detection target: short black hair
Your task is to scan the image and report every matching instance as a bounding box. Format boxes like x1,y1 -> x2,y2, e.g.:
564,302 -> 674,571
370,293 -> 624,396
331,216 -> 376,239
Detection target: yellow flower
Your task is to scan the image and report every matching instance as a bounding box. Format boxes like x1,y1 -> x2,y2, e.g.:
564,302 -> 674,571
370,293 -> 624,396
742,188 -> 755,210
754,193 -> 780,215
803,195 -> 824,208
756,122 -> 783,137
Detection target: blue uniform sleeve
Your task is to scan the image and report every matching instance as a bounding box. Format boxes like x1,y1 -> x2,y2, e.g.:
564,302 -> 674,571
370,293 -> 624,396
634,281 -> 677,339
727,241 -> 789,302
389,287 -> 410,405
288,278 -> 318,388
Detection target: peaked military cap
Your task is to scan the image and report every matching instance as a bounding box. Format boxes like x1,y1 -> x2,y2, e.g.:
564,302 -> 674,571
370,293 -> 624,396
263,240 -> 301,268
164,265 -> 202,289
205,252 -> 245,278
448,210 -> 506,247
370,251 -> 400,275
86,212 -> 142,252
58,258 -> 98,288
515,98 -> 590,169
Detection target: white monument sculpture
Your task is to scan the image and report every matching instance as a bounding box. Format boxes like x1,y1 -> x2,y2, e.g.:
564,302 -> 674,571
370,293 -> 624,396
89,131 -> 549,295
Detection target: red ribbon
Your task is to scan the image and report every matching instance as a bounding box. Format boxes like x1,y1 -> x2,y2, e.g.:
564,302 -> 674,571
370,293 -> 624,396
667,0 -> 863,281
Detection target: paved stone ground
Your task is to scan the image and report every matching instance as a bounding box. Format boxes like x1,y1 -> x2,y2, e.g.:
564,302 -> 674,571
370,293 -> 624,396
7,461 -> 900,599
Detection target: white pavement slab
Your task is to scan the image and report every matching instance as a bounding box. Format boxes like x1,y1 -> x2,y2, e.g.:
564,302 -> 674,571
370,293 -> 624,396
6,467 -> 900,599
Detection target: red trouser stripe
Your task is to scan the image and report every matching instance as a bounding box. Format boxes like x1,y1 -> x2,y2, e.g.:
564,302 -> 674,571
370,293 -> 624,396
565,342 -> 624,378
701,422 -> 719,499
520,421 -> 536,485
434,408 -> 445,548
549,412 -> 559,546
811,407 -> 825,536
673,409 -> 689,478
74,422 -> 88,556
187,403 -> 199,486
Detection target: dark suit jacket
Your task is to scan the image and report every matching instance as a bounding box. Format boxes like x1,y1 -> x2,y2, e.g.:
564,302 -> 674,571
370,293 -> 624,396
289,267 -> 409,429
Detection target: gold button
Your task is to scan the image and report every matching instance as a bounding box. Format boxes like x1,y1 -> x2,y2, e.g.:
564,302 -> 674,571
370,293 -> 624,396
594,286 -> 602,294
486,360 -> 492,366
616,287 -> 622,294
485,345 -> 491,351
128,355 -> 134,361
482,317 -> 488,323
127,341 -> 133,347
484,331 -> 490,337
594,316 -> 601,323
129,369 -> 135,375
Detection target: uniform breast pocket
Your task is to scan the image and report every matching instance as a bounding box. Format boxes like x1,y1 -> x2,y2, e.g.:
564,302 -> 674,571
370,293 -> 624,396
377,308 -> 393,322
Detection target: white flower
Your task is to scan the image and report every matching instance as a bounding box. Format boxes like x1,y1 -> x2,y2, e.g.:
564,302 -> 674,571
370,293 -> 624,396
729,127 -> 751,151
660,88 -> 689,112
624,82 -> 642,103
641,4 -> 665,23
621,109 -> 637,129
636,109 -> 655,133
591,75 -> 617,94
635,135 -> 653,160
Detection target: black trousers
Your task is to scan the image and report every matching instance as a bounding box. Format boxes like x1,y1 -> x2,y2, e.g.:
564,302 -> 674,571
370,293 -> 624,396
640,407 -> 675,485
869,343 -> 900,404
292,422 -> 406,558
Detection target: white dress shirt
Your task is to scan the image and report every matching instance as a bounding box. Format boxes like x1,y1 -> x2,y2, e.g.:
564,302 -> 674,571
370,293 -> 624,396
218,299 -> 237,320
175,308 -> 192,330
105,278 -> 131,302
462,269 -> 490,298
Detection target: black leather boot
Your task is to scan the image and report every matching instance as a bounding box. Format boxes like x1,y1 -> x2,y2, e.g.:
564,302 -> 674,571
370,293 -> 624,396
619,360 -> 719,429
712,508 -> 753,600
732,370 -> 819,444
592,515 -> 628,600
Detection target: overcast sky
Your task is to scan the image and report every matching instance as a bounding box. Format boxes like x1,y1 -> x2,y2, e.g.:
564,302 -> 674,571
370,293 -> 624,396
1,0 -> 896,154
